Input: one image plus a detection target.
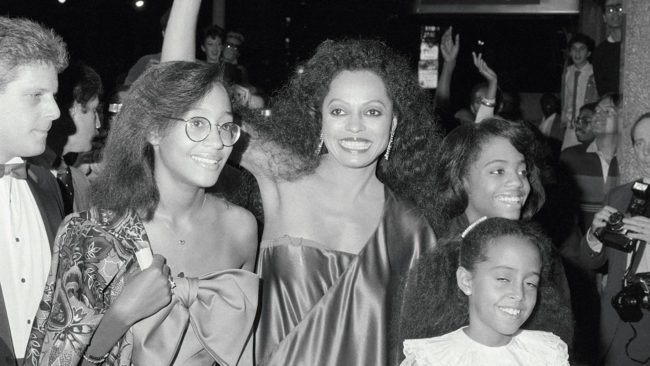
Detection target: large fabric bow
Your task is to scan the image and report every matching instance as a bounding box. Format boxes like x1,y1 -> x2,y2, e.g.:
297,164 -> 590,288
130,269 -> 259,366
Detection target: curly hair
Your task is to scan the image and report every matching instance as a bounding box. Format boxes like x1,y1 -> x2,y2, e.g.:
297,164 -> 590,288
244,39 -> 441,212
399,218 -> 556,343
0,16 -> 68,91
91,61 -> 225,220
431,118 -> 546,237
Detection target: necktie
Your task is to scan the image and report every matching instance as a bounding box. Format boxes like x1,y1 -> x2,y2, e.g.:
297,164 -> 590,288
0,163 -> 28,179
571,69 -> 581,122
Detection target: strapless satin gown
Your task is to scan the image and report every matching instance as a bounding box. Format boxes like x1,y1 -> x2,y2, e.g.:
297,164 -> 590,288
255,189 -> 437,366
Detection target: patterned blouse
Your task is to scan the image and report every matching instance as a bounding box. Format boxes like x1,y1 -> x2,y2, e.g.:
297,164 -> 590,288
24,208 -> 259,366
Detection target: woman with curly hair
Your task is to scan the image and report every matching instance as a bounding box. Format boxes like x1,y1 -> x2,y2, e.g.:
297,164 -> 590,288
399,118 -> 574,361
25,61 -> 259,365
161,2 -> 441,365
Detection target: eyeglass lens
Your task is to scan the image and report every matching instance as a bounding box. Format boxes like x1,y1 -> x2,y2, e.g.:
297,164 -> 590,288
606,4 -> 623,13
184,117 -> 241,146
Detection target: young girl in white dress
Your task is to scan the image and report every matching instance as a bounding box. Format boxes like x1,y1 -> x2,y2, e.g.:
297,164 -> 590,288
401,217 -> 570,366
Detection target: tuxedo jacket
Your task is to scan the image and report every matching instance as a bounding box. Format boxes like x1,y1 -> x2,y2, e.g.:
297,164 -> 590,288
0,163 -> 63,365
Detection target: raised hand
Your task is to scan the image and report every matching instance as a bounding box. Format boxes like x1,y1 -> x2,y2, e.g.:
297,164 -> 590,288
440,27 -> 460,63
472,52 -> 497,83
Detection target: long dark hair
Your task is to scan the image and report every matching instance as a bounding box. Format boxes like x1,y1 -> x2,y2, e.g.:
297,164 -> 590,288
91,61 -> 224,220
431,118 -> 545,237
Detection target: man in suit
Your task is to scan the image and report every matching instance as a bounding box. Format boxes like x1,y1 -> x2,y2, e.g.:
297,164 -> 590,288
561,94 -> 620,233
582,112 -> 650,365
0,16 -> 68,365
29,62 -> 103,215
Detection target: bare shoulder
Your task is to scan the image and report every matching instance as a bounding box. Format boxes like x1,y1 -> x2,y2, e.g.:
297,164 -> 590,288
210,195 -> 258,250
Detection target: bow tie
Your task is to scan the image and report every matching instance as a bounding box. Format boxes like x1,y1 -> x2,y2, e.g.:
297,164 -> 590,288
130,270 -> 259,366
0,163 -> 28,180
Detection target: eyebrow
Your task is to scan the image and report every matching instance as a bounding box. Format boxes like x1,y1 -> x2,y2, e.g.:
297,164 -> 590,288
327,98 -> 387,106
491,265 -> 540,277
24,87 -> 52,93
483,159 -> 526,167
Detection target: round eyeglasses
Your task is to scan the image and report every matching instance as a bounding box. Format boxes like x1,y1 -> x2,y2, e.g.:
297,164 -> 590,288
169,116 -> 241,146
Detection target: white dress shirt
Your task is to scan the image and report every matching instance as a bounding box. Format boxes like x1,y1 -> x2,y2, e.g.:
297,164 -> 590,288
0,157 -> 51,356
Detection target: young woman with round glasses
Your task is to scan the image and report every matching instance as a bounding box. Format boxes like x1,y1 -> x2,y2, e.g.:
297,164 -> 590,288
161,1 -> 441,364
25,62 -> 259,365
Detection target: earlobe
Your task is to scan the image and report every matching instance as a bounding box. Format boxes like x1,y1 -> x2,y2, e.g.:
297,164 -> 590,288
69,101 -> 81,117
456,266 -> 473,296
148,131 -> 161,146
391,116 -> 398,132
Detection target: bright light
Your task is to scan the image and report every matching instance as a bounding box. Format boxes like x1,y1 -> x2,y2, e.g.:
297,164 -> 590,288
58,0 -> 66,3
134,0 -> 145,8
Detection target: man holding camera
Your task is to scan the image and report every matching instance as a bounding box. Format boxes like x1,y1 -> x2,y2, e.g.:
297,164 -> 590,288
583,113 -> 650,365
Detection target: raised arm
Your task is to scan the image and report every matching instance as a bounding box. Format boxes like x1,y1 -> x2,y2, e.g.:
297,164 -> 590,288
435,27 -> 459,110
472,52 -> 498,123
161,0 -> 202,62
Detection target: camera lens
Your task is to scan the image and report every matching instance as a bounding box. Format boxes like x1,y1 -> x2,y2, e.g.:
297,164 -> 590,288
608,212 -> 625,230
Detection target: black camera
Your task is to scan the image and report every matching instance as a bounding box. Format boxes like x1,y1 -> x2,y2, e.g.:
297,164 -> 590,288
594,181 -> 650,252
612,272 -> 650,322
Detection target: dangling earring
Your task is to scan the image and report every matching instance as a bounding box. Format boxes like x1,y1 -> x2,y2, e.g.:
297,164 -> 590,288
315,133 -> 324,155
384,129 -> 395,161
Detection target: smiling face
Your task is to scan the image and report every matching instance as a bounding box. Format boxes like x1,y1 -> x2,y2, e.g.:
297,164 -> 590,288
0,63 -> 60,163
458,235 -> 541,346
570,42 -> 591,68
151,83 -> 233,189
320,70 -> 396,169
593,96 -> 619,135
202,36 -> 223,64
463,136 -> 531,222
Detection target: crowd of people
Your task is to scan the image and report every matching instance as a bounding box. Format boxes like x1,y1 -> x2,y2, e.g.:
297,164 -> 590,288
1,0 -> 648,365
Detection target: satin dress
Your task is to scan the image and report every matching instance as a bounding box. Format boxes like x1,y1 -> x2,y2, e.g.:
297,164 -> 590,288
255,189 -> 437,366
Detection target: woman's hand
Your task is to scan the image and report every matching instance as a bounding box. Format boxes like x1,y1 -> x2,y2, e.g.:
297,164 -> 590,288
440,27 -> 459,64
112,254 -> 173,326
472,52 -> 497,83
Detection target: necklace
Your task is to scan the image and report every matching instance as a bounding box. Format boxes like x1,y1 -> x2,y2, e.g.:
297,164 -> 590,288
159,194 -> 207,247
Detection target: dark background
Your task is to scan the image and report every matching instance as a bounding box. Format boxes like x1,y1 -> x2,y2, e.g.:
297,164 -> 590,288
2,0 -> 579,113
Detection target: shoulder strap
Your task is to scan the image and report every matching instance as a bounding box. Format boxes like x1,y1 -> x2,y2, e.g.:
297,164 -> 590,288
625,240 -> 647,283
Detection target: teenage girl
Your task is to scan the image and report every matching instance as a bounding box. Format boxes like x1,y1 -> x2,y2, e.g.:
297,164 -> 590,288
401,217 -> 569,366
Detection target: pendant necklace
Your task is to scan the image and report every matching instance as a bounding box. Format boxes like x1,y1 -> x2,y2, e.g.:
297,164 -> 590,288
161,194 -> 207,247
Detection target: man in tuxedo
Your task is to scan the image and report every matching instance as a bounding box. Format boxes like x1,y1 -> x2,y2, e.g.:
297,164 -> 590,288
0,16 -> 68,365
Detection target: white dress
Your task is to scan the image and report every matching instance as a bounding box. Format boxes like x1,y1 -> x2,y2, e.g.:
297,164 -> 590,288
401,327 -> 569,366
